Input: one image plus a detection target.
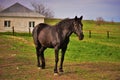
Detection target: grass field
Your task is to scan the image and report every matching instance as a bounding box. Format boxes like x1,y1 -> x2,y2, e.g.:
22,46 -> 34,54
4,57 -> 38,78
0,19 -> 120,80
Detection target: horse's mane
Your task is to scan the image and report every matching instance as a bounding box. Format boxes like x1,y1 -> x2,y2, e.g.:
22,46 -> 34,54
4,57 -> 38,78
55,18 -> 73,28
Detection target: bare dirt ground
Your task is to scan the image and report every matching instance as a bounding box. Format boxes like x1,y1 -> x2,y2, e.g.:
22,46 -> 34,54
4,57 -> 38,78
0,53 -> 120,80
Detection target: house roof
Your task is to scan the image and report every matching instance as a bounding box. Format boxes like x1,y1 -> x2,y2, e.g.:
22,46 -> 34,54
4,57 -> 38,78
0,3 -> 45,18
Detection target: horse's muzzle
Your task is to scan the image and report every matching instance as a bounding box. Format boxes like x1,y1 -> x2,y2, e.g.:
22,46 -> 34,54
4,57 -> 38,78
79,33 -> 84,40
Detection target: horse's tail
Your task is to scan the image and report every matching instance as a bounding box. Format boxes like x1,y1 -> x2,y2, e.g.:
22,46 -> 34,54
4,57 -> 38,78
32,24 -> 41,48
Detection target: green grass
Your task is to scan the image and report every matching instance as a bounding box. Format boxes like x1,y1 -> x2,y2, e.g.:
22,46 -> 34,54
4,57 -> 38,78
0,32 -> 119,62
66,34 -> 120,62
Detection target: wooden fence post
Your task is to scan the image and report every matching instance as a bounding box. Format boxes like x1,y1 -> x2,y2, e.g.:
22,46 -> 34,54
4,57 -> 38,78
107,31 -> 110,38
29,27 -> 31,35
89,30 -> 91,38
12,26 -> 14,36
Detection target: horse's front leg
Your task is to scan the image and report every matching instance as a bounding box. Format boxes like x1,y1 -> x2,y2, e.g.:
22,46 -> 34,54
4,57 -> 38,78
54,47 -> 59,75
59,47 -> 67,72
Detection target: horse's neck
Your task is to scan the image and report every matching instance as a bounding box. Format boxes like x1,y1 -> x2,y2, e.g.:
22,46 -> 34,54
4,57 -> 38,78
55,19 -> 73,39
56,25 -> 73,39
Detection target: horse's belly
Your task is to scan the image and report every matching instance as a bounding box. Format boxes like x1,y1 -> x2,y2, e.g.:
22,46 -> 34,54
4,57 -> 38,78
39,38 -> 55,48
39,40 -> 54,48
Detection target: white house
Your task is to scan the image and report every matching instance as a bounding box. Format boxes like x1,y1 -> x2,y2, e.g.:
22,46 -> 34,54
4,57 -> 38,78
0,3 -> 45,32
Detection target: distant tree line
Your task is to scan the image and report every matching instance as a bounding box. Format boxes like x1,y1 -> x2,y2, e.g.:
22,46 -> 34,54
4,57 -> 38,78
96,17 -> 114,26
96,17 -> 104,26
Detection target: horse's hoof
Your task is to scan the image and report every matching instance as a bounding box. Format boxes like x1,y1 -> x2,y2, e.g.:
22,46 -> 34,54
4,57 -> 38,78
54,73 -> 59,76
59,69 -> 64,73
38,67 -> 41,70
41,66 -> 45,69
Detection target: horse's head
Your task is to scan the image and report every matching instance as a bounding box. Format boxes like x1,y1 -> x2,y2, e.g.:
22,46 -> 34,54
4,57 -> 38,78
73,16 -> 84,40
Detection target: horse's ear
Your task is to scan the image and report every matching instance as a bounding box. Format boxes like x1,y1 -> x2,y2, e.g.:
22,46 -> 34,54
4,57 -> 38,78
75,16 -> 78,21
80,16 -> 83,20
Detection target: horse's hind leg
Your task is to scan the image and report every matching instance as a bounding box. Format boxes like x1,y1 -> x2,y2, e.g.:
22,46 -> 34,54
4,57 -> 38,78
40,47 -> 46,69
36,47 -> 41,68
36,46 -> 46,69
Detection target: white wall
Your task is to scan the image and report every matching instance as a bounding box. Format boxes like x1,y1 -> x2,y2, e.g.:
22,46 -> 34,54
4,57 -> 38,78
0,16 -> 44,32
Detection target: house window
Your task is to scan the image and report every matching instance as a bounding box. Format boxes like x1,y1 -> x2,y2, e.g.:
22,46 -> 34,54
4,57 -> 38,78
4,21 -> 11,27
29,21 -> 35,27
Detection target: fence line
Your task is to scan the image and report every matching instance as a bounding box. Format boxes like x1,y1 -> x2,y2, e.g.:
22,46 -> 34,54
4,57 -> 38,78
9,27 -> 120,38
84,30 -> 120,38
11,26 -> 31,36
12,26 -> 15,36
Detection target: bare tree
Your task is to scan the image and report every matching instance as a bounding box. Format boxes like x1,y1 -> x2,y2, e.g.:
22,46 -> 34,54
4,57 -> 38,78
31,2 -> 54,18
0,5 -> 4,12
96,17 -> 104,26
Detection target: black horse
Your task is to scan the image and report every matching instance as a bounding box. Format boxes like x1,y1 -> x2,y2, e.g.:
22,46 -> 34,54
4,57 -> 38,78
32,16 -> 84,75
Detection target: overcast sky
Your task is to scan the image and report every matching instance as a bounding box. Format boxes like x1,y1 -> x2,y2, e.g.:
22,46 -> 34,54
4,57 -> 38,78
0,0 -> 120,22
